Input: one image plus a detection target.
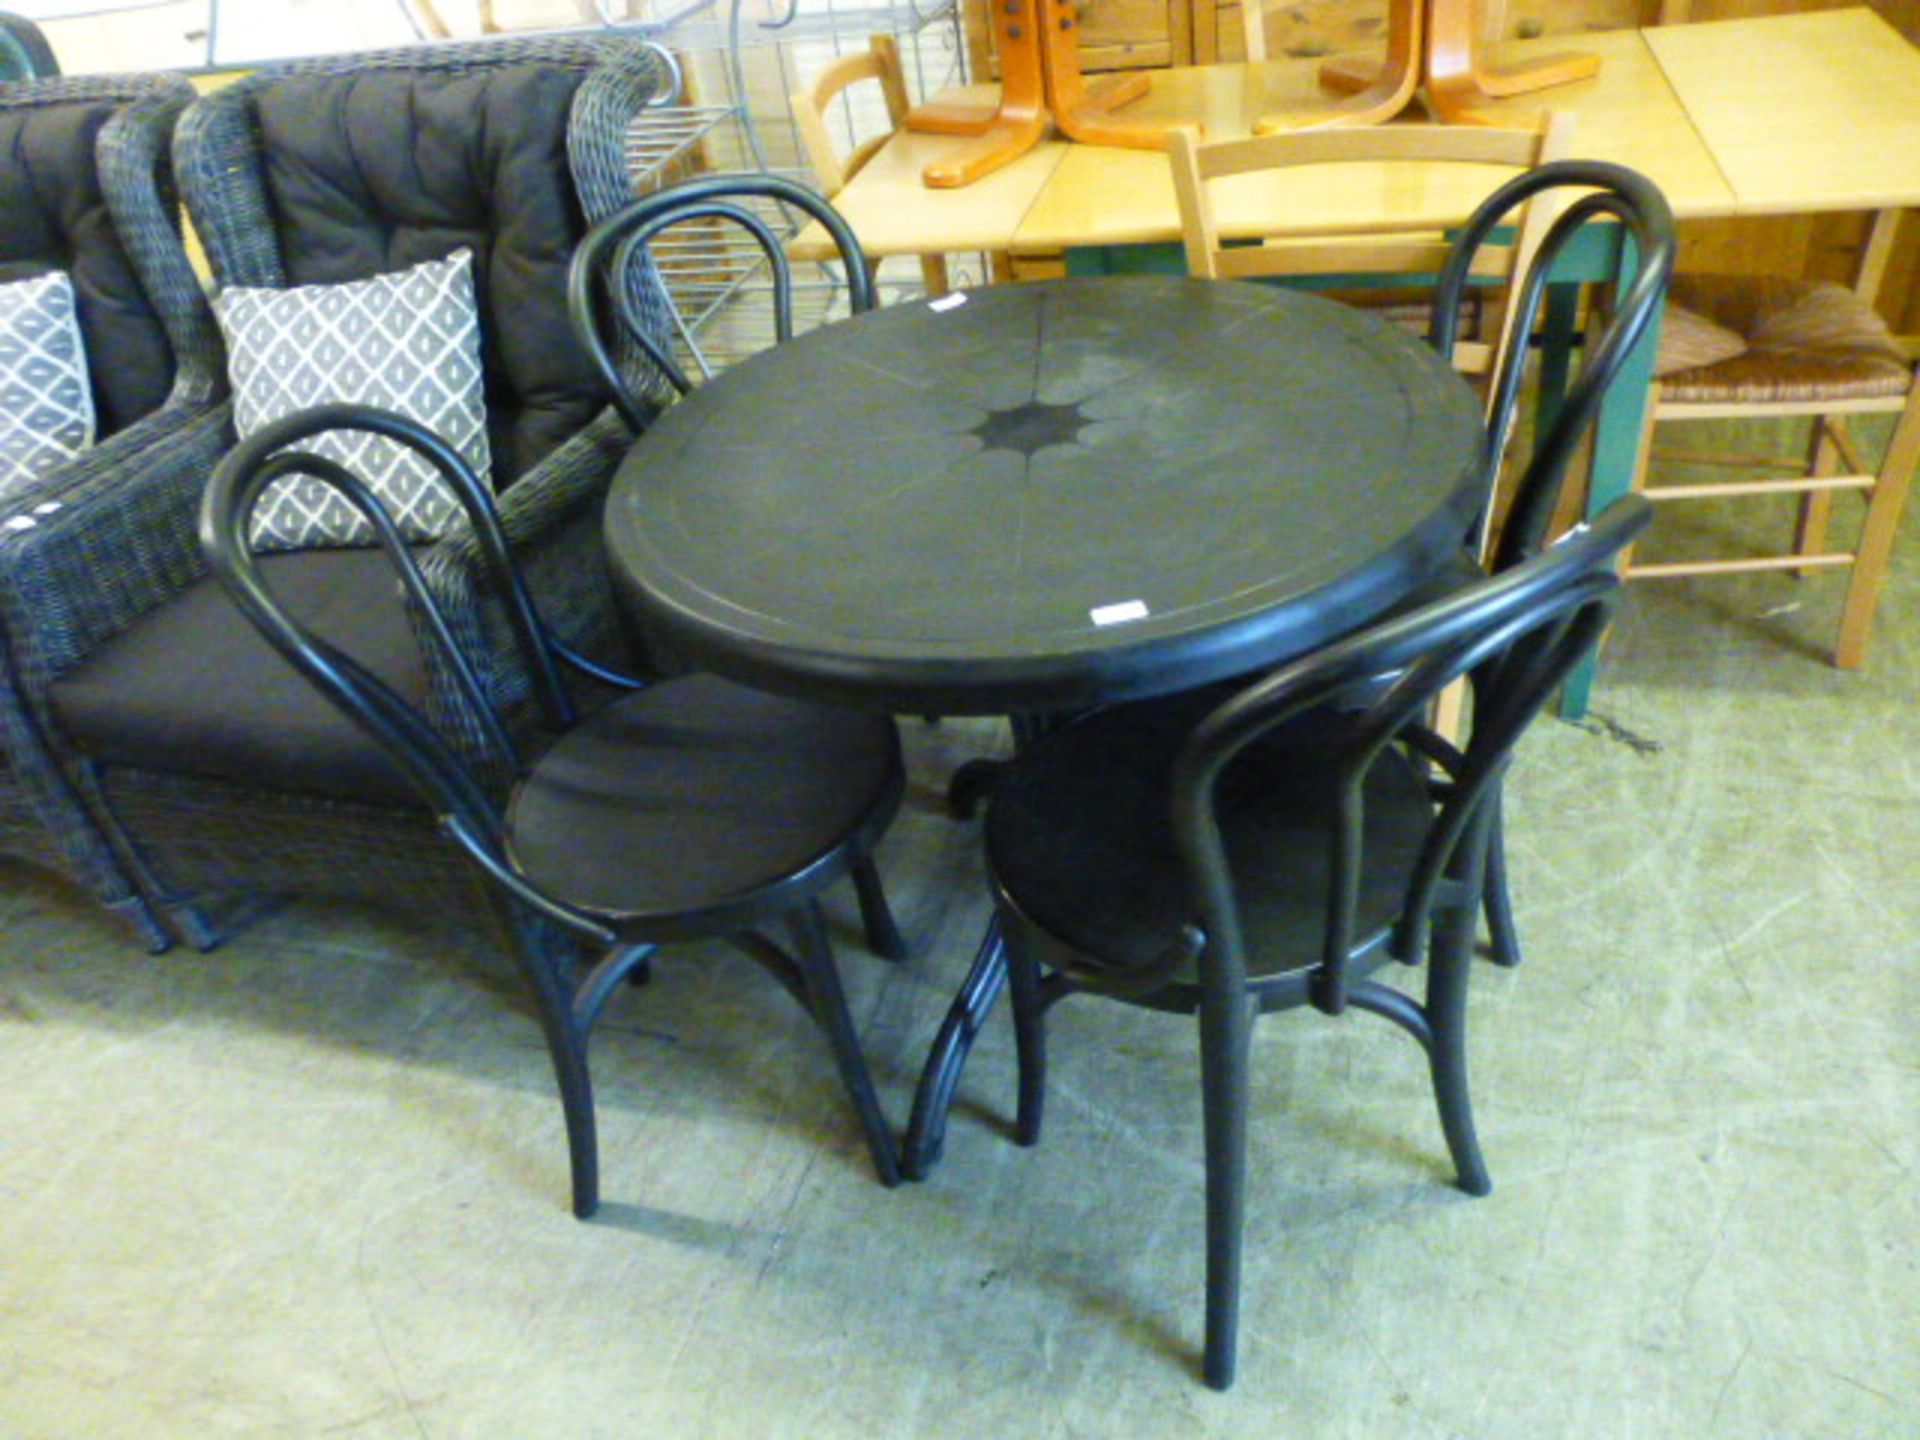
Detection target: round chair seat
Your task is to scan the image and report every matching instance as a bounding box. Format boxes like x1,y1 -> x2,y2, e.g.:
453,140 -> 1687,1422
1657,273 -> 1912,405
506,673 -> 901,930
984,692 -> 1433,1005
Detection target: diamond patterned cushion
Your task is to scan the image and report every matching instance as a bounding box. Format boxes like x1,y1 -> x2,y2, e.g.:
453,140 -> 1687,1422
249,66 -> 598,485
0,270 -> 95,497
216,248 -> 490,550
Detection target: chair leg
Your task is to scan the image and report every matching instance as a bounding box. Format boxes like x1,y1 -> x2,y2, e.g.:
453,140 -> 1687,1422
1834,385 -> 1920,669
850,852 -> 909,961
1617,382 -> 1662,576
1197,986 -> 1253,1391
1482,796 -> 1521,968
789,901 -> 902,1187
1793,416 -> 1842,569
505,919 -> 601,1218
1003,932 -> 1047,1145
1425,899 -> 1491,1198
918,252 -> 950,298
29,755 -> 192,952
98,892 -> 174,953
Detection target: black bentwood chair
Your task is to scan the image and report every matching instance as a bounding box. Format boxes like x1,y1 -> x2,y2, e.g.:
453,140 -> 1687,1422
568,170 -> 876,428
1416,160 -> 1674,970
985,494 -> 1653,1390
202,406 -> 909,1214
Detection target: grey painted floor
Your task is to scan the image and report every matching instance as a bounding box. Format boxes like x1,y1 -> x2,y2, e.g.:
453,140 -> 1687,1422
4,477 -> 1917,1437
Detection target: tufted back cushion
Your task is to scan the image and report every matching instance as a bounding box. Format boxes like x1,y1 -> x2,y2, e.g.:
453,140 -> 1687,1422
0,99 -> 174,437
246,65 -> 603,485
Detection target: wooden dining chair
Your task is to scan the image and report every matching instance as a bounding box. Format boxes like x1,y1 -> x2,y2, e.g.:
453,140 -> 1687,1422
790,34 -> 952,299
1168,110 -> 1575,411
1621,212 -> 1920,669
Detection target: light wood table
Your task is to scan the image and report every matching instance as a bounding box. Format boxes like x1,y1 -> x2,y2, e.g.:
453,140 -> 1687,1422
791,27 -> 1736,263
794,84 -> 1068,266
1644,8 -> 1920,219
1014,28 -> 1733,253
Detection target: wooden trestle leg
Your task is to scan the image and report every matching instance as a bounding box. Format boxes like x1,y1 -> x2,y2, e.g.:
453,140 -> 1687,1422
904,0 -> 1176,187
1300,0 -> 1598,131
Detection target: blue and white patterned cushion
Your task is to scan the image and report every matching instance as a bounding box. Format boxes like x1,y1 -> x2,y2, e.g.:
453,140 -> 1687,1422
217,247 -> 491,550
0,271 -> 95,498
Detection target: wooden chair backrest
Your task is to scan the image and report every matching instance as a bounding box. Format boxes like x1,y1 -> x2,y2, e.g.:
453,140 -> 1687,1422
1241,0 -> 1269,62
790,34 -> 911,196
1168,111 -> 1576,378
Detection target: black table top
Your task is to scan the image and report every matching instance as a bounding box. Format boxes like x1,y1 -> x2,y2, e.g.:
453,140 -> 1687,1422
606,276 -> 1484,714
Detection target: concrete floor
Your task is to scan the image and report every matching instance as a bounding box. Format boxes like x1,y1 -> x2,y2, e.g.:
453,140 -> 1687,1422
4,481 -> 1918,1438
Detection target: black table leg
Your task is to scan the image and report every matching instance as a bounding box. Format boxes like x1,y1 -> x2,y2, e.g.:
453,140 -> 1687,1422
902,915 -> 1008,1180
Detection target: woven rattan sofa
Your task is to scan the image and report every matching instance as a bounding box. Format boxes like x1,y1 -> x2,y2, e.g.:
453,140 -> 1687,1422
0,36 -> 670,948
0,73 -> 223,949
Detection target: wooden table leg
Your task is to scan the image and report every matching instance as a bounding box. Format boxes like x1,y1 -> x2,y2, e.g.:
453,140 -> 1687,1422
906,0 -> 1176,185
1291,0 -> 1425,133
1563,228 -> 1663,720
1040,0 -> 1166,149
1305,0 -> 1598,130
908,0 -> 1051,187
1425,0 -> 1598,124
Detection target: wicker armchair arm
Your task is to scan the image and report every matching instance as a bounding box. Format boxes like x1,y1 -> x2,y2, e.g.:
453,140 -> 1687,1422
98,88 -> 225,405
420,407 -> 634,744
0,401 -> 233,687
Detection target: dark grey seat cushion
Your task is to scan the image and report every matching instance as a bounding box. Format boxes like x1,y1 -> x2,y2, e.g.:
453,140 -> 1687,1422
50,548 -> 426,805
249,65 -> 604,486
0,99 -> 174,437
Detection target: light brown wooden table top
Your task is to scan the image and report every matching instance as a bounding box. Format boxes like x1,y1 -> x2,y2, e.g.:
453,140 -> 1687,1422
1014,29 -> 1729,253
791,90 -> 1067,261
1644,7 -> 1920,218
792,9 -> 1920,262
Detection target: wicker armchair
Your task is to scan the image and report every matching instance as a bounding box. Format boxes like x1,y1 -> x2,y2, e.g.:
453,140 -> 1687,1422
0,37 -> 669,948
0,74 -> 222,949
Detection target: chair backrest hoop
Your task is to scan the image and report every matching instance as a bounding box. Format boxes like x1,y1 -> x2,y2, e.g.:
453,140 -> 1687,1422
567,171 -> 876,427
1429,159 -> 1675,569
1167,495 -> 1654,1011
1168,111 -> 1575,339
0,11 -> 58,78
790,33 -> 909,195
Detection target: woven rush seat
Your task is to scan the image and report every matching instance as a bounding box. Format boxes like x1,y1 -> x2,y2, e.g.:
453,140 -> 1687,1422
1656,273 -> 1911,404
1625,239 -> 1920,671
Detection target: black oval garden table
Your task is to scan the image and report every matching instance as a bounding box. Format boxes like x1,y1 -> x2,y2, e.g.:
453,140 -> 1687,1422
605,275 -> 1484,1177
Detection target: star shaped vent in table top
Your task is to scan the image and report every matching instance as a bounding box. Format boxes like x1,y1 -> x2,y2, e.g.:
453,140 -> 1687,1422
968,399 -> 1093,459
